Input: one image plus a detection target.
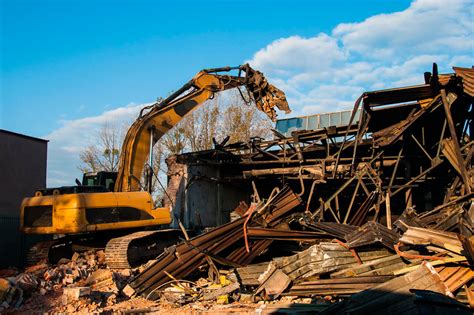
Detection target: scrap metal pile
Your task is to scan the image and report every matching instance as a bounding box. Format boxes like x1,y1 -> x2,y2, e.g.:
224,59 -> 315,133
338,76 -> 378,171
124,65 -> 474,313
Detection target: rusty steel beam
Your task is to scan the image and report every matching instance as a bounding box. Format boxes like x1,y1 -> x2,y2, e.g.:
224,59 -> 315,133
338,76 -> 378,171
247,227 -> 326,240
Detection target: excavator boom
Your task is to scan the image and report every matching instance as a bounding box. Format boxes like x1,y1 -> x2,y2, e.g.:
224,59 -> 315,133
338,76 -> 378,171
115,64 -> 290,192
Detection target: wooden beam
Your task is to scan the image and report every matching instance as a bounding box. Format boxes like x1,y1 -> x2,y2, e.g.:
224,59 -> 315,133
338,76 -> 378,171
441,89 -> 471,193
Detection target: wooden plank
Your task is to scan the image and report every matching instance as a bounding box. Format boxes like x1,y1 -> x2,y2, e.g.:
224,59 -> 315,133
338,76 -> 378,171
345,263 -> 451,314
399,226 -> 463,253
437,266 -> 461,282
348,262 -> 435,304
331,253 -> 415,278
296,276 -> 393,285
393,256 -> 466,275
358,261 -> 421,277
201,282 -> 240,301
291,283 -> 376,290
255,268 -> 291,299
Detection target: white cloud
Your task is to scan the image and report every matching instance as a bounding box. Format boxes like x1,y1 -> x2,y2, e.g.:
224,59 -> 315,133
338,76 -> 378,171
251,34 -> 346,72
45,104 -> 146,186
333,0 -> 472,60
45,0 -> 473,186
248,0 -> 473,117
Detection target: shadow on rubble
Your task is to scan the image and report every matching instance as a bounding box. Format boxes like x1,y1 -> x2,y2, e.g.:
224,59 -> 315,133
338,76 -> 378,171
268,290 -> 471,315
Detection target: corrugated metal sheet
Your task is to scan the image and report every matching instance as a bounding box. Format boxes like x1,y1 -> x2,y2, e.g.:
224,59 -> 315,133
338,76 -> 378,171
275,109 -> 360,137
454,67 -> 474,97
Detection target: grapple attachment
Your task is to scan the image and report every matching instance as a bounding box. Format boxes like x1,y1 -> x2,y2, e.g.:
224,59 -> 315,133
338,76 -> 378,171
242,64 -> 291,122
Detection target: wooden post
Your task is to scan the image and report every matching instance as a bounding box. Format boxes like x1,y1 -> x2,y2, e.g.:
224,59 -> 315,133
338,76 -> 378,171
441,89 -> 471,193
405,188 -> 413,208
385,192 -> 392,229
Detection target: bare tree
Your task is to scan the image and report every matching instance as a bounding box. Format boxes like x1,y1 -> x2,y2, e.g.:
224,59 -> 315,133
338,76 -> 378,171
148,141 -> 166,202
161,126 -> 187,155
184,99 -> 220,151
166,92 -> 273,153
79,123 -> 123,173
78,122 -> 167,200
219,91 -> 273,143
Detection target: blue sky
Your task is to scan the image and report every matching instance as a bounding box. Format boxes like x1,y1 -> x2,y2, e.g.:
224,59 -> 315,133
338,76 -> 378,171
2,0 -> 413,136
1,0 -> 472,186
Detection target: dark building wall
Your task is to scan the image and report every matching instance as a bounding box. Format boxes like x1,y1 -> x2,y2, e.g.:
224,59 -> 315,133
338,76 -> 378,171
0,130 -> 48,268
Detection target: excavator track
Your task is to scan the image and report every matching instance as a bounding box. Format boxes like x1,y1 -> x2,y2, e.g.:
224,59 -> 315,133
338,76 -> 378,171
26,241 -> 57,265
26,230 -> 182,269
26,240 -> 74,265
105,229 -> 181,269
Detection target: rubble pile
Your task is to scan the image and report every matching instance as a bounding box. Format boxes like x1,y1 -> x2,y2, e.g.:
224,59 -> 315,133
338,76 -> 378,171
123,187 -> 473,313
0,250 -> 134,313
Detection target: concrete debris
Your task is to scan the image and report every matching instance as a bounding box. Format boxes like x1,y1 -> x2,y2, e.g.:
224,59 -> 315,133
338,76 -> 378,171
0,278 -> 23,310
201,281 -> 240,302
62,286 -> 91,305
15,273 -> 39,292
84,269 -> 119,293
0,249 -> 126,313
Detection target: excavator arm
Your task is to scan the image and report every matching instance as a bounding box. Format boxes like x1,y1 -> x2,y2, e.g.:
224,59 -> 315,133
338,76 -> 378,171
114,64 -> 290,192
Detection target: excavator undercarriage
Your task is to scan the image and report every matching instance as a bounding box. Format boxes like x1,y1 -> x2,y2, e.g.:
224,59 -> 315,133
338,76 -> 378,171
27,228 -> 185,269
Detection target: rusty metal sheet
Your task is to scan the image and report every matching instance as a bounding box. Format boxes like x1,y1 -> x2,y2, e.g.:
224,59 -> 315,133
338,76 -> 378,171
302,221 -> 358,239
127,187 -> 301,300
247,227 -> 325,240
345,221 -> 400,249
454,66 -> 474,97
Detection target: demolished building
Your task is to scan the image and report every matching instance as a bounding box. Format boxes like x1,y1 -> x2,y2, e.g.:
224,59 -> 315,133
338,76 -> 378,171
128,64 -> 473,310
165,64 -> 473,232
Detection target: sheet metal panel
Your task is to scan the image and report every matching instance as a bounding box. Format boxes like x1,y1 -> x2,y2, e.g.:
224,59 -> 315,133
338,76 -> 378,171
275,109 -> 360,137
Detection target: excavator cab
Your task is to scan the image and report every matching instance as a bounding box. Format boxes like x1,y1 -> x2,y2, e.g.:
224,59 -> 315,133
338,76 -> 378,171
81,171 -> 117,191
32,171 -> 118,196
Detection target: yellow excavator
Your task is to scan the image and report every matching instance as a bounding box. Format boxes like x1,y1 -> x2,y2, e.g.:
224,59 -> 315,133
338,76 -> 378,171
20,64 -> 290,268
